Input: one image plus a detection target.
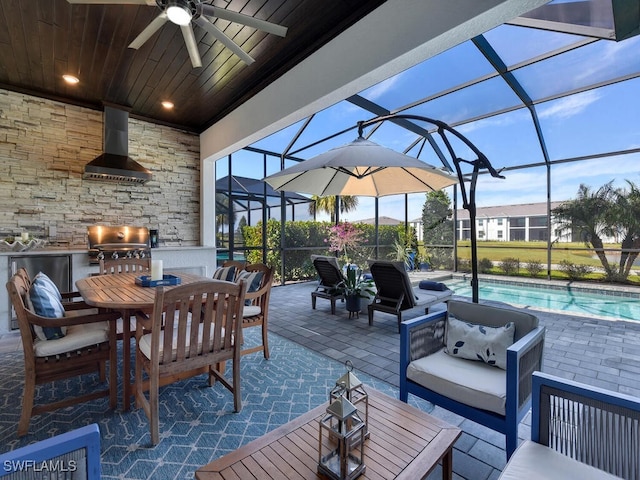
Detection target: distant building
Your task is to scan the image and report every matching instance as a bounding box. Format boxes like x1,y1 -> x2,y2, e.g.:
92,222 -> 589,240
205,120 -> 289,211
412,201 -> 580,243
456,202 -> 564,242
354,216 -> 403,226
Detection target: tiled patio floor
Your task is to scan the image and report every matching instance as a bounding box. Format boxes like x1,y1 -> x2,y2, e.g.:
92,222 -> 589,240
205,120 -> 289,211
3,272 -> 639,479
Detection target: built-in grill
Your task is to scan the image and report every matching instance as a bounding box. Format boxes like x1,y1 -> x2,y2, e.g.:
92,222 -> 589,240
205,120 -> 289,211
87,226 -> 151,264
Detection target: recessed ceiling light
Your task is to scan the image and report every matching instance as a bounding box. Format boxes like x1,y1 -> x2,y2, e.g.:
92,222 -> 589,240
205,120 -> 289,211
161,101 -> 174,109
62,74 -> 79,84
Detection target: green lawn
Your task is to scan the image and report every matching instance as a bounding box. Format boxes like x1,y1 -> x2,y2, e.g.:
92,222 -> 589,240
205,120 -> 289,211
454,241 -> 617,267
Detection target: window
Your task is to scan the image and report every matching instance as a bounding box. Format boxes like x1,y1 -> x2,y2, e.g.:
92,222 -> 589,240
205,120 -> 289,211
511,217 -> 526,227
497,231 -> 503,239
529,216 -> 548,227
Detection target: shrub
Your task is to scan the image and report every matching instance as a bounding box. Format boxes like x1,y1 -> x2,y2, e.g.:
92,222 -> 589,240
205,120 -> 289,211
478,257 -> 493,273
558,260 -> 592,281
500,257 -> 520,276
457,258 -> 472,273
525,260 -> 544,278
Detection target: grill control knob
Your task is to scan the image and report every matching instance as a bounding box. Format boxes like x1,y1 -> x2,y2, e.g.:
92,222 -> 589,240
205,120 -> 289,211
111,251 -> 119,259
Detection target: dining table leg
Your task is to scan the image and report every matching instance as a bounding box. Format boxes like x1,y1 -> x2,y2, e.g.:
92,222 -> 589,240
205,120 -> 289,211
121,308 -> 132,412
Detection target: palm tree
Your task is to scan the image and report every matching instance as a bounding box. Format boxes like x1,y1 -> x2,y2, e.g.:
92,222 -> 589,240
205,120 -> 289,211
552,182 -> 616,277
610,180 -> 640,279
308,195 -> 359,222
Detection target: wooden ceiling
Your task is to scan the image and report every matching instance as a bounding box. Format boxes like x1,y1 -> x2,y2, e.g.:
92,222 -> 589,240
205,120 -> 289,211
0,0 -> 386,133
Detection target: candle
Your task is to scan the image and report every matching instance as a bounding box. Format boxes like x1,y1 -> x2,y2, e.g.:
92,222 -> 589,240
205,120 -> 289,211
151,260 -> 163,281
21,232 -> 29,242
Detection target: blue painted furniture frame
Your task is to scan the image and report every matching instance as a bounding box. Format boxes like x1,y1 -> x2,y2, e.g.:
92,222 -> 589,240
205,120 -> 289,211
528,371 -> 640,479
399,304 -> 545,459
0,424 -> 101,479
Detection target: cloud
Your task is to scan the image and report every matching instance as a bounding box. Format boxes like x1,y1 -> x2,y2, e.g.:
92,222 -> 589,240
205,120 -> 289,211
362,74 -> 403,102
537,90 -> 601,120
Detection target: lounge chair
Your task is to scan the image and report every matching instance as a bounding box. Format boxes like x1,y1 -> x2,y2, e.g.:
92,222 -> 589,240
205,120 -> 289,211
310,255 -> 346,315
367,259 -> 453,332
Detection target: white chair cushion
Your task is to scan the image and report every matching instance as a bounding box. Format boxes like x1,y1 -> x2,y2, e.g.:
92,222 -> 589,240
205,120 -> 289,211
242,305 -> 261,317
413,288 -> 452,307
406,348 -> 506,415
33,321 -> 110,357
498,440 -> 621,480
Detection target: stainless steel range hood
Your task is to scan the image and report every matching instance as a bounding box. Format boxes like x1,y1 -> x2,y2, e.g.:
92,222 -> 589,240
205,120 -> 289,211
83,106 -> 152,184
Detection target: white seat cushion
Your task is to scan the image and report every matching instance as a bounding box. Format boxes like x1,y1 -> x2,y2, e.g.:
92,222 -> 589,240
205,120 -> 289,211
413,288 -> 452,307
406,348 -> 506,415
33,321 -> 110,357
242,305 -> 261,317
499,440 -> 621,480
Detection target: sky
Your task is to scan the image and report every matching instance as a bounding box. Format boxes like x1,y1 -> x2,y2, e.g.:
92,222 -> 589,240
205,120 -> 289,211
218,19 -> 640,226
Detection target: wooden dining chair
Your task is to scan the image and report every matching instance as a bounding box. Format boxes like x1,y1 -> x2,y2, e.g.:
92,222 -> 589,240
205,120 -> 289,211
6,269 -> 119,436
99,257 -> 151,275
134,279 -> 247,445
237,263 -> 274,359
98,257 -> 152,339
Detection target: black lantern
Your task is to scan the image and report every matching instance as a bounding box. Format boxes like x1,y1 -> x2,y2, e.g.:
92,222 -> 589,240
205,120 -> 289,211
318,394 -> 366,480
330,360 -> 369,438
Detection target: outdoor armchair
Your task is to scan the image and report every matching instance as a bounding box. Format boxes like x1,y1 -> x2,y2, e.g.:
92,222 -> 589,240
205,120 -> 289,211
7,269 -> 119,437
310,255 -> 346,315
135,279 -> 246,445
99,257 -> 151,275
237,263 -> 274,359
499,371 -> 640,479
399,300 -> 545,459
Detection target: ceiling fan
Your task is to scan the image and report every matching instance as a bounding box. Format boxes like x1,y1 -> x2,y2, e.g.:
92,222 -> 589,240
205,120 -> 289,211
66,0 -> 288,68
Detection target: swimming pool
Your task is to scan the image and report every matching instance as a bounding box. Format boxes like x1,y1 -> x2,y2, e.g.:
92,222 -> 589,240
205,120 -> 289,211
444,277 -> 640,322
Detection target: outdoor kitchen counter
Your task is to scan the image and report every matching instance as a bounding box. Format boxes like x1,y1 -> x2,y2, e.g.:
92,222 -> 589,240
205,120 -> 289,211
0,246 -> 217,334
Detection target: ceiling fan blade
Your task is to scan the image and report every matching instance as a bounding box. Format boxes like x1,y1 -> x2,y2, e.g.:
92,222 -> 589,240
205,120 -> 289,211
180,25 -> 203,68
66,0 -> 155,5
194,16 -> 254,65
128,12 -> 168,49
199,4 -> 288,37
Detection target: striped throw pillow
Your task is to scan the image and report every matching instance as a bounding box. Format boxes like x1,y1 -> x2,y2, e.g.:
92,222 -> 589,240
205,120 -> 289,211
213,266 -> 237,282
29,272 -> 66,340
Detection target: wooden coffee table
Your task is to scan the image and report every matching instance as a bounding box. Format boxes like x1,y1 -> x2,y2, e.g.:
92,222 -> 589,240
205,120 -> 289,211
196,388 -> 461,480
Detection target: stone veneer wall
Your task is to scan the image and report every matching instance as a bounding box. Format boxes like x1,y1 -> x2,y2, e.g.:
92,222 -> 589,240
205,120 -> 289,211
0,89 -> 200,247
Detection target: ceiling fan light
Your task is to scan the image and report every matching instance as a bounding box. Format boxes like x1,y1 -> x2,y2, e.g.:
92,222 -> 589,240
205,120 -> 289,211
166,4 -> 192,26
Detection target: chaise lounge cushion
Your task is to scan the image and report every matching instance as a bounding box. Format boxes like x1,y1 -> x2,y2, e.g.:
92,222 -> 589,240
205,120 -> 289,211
406,348 -> 506,415
499,440 -> 621,480
414,288 -> 453,307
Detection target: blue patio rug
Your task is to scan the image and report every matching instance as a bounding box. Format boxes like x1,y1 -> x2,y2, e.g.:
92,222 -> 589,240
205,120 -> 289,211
0,330 -> 433,479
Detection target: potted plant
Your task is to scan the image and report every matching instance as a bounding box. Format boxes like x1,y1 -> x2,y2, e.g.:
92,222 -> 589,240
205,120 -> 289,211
416,251 -> 431,271
343,267 -> 376,315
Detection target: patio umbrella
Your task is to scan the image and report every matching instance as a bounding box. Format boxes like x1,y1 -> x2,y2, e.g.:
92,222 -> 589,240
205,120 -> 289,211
263,137 -> 457,197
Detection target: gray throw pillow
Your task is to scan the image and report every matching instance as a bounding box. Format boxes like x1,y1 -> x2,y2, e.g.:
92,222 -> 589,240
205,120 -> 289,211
444,315 -> 515,369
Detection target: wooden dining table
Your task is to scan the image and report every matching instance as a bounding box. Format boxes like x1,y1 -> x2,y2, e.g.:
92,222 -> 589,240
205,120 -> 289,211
75,271 -> 213,411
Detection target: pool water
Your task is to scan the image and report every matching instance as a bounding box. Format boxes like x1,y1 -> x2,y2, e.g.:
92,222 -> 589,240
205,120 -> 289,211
444,278 -> 640,322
